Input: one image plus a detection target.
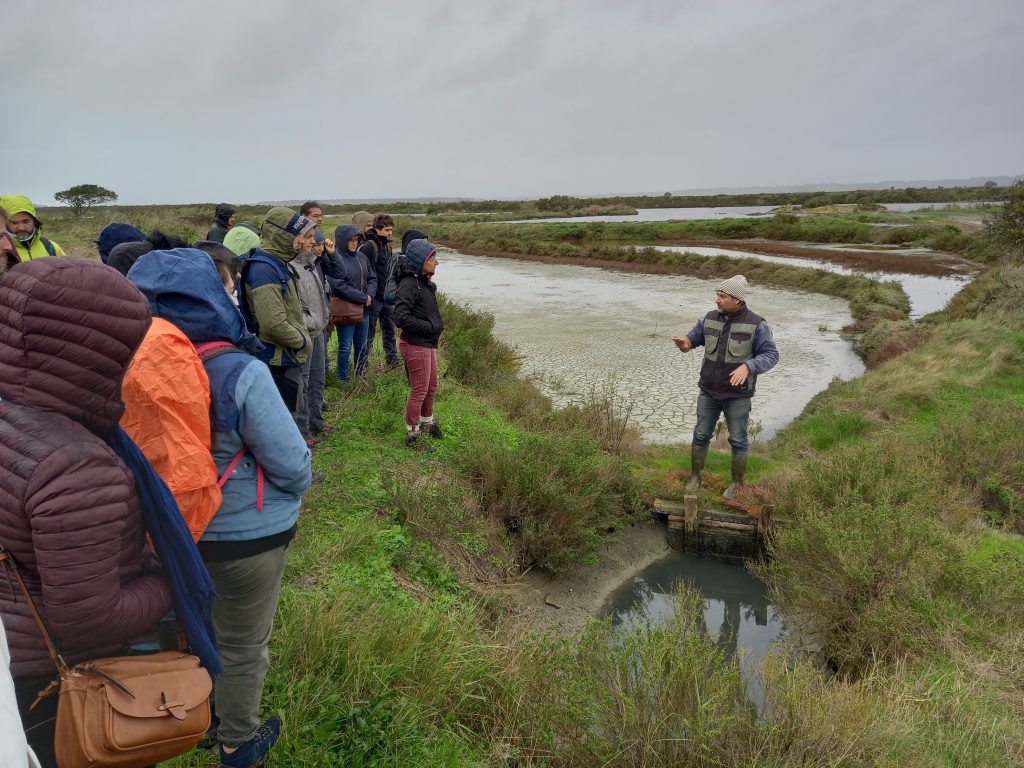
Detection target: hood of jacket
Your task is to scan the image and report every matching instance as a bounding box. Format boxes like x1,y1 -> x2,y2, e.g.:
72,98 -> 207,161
0,194 -> 41,226
214,204 -> 236,227
403,238 -> 437,275
351,211 -> 373,233
401,228 -> 428,253
334,224 -> 362,253
261,206 -> 313,262
127,247 -> 263,354
97,222 -> 146,263
224,225 -> 261,256
0,257 -> 151,436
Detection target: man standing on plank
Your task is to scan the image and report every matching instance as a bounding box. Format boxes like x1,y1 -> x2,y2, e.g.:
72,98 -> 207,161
673,275 -> 779,498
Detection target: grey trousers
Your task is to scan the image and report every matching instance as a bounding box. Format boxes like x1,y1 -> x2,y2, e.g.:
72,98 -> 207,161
299,330 -> 326,436
204,545 -> 288,746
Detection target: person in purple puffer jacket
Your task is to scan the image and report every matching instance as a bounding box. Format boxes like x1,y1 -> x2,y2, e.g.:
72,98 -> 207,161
0,257 -> 172,767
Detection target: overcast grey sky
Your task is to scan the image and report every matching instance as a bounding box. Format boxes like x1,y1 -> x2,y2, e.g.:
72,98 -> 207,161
4,0 -> 1022,205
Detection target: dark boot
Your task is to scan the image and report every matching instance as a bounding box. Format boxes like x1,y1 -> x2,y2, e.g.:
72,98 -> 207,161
685,445 -> 709,492
405,430 -> 435,453
723,452 -> 748,498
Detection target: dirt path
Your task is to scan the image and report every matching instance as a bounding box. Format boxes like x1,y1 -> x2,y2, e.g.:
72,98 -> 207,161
499,517 -> 670,636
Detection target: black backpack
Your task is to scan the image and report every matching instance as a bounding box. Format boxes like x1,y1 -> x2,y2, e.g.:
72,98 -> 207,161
383,252 -> 402,305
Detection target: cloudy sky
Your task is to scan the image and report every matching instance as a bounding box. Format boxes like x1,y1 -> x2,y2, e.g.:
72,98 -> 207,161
5,0 -> 1022,205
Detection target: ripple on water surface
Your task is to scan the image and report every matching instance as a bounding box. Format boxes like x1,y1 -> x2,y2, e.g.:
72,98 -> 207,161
437,249 -> 863,442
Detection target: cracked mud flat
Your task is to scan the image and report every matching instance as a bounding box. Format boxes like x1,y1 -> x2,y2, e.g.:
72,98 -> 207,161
438,248 -> 864,443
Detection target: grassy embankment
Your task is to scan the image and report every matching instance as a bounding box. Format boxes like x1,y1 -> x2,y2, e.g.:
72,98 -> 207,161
32,197 -> 1024,765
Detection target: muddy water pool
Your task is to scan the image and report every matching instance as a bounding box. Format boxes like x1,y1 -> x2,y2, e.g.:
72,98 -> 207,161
437,249 -> 863,443
602,552 -> 784,711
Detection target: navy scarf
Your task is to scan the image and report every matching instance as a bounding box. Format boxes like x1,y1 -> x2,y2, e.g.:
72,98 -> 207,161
106,427 -> 222,676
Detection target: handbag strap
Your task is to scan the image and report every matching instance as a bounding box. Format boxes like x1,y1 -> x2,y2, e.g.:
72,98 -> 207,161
0,546 -> 68,674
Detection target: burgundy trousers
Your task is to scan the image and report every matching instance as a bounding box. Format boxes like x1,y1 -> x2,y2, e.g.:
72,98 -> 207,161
399,340 -> 438,428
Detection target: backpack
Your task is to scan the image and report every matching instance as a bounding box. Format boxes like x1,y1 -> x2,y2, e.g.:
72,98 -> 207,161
40,236 -> 57,256
236,249 -> 291,335
383,252 -> 401,305
194,341 -> 266,512
120,320 -> 223,542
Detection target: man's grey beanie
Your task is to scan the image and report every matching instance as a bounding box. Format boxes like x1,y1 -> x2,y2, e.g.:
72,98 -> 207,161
717,275 -> 749,301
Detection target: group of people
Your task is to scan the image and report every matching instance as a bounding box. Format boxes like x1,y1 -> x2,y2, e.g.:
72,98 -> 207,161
0,192 -> 777,767
0,195 -> 447,768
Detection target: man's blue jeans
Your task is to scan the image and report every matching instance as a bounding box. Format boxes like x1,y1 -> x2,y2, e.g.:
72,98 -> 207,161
692,392 -> 752,454
336,315 -> 370,381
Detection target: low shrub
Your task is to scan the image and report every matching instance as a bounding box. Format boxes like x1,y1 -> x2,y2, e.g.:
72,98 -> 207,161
861,319 -> 930,366
766,439 -> 970,672
936,401 -> 1024,531
460,429 -> 642,571
438,295 -> 523,386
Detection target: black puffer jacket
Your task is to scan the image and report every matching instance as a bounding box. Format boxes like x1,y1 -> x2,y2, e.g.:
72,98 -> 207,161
392,258 -> 443,348
206,204 -> 236,243
360,230 -> 392,300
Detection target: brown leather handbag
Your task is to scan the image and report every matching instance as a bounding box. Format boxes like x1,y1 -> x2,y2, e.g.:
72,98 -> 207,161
1,547 -> 212,768
329,252 -> 367,325
330,296 -> 365,325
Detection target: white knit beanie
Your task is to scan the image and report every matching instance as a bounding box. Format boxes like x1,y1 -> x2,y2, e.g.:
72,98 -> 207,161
717,274 -> 749,301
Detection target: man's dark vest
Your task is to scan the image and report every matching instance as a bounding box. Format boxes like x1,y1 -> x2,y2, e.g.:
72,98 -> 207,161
698,306 -> 765,399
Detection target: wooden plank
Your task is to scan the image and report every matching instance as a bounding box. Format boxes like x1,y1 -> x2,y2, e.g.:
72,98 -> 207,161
699,519 -> 759,533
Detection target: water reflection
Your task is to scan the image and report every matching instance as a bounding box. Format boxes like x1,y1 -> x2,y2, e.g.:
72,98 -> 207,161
601,553 -> 784,711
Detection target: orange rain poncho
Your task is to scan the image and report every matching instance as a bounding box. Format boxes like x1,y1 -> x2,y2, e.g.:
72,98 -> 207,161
121,317 -> 221,541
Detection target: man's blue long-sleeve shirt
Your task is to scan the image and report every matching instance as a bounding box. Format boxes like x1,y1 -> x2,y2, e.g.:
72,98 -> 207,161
685,315 -> 780,375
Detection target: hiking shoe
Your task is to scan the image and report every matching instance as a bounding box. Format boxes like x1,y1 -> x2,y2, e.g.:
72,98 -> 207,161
305,435 -> 320,448
311,470 -> 326,485
424,421 -> 443,439
405,431 -> 435,452
219,716 -> 281,768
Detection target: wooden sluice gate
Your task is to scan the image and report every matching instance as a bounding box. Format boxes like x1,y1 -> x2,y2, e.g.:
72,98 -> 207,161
655,495 -> 773,559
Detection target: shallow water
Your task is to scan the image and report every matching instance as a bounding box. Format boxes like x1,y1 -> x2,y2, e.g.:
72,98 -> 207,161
509,206 -> 778,224
601,553 -> 784,711
437,249 -> 863,442
653,245 -> 971,319
882,201 -> 996,212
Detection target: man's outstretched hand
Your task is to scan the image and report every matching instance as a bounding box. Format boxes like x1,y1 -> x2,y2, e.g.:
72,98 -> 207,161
673,336 -> 692,352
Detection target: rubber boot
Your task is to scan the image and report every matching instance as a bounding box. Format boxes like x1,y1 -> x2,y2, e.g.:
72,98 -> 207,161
723,452 -> 748,499
685,445 -> 709,492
